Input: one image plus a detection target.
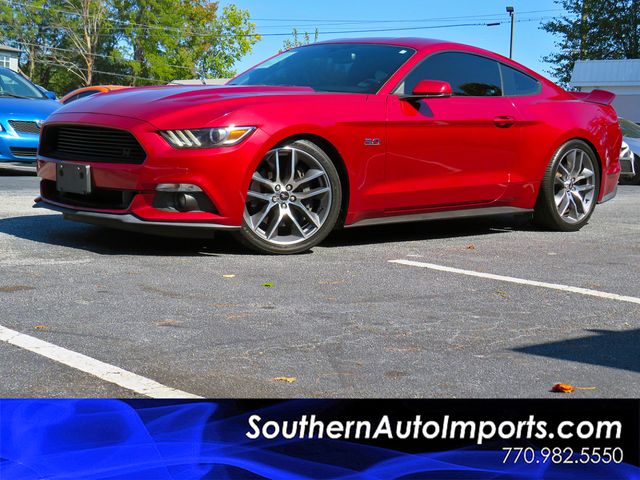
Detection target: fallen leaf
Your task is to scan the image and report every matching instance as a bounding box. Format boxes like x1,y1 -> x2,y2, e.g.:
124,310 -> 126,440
496,290 -> 508,298
466,244 -> 476,250
223,274 -> 236,278
0,285 -> 35,293
156,319 -> 182,327
262,282 -> 274,288
34,325 -> 47,330
273,376 -> 296,383
552,383 -> 596,393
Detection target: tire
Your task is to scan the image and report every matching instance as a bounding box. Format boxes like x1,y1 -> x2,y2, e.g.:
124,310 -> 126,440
237,140 -> 342,254
533,140 -> 600,231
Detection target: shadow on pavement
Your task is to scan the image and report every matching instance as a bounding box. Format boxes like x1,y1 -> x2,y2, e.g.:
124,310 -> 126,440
0,212 -> 536,256
324,212 -> 536,247
514,328 -> 640,374
0,214 -> 243,256
0,168 -> 37,177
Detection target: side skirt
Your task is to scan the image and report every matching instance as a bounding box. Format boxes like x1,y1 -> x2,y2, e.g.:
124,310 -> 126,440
345,206 -> 533,229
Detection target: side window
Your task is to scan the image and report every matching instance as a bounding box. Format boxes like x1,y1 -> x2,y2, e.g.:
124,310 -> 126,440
399,52 -> 502,97
76,90 -> 99,99
500,64 -> 540,96
63,94 -> 79,104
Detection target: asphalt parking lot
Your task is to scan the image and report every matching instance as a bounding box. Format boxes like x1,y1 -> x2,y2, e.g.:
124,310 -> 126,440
0,173 -> 639,398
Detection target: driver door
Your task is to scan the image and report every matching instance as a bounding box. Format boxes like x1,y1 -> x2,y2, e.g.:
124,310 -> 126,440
384,52 -> 520,211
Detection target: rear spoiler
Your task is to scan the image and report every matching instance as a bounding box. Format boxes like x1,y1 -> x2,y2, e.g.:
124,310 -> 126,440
572,89 -> 616,106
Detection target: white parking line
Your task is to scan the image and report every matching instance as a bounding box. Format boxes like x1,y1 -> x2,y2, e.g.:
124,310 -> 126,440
0,325 -> 201,398
389,259 -> 640,305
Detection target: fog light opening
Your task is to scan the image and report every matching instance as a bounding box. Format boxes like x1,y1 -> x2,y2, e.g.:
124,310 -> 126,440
175,193 -> 199,212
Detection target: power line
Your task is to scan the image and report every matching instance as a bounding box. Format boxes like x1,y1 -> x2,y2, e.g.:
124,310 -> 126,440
251,9 -> 564,24
32,57 -> 162,83
0,0 -> 565,37
17,40 -> 194,71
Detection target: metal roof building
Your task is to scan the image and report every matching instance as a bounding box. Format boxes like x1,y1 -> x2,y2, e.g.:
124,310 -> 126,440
570,59 -> 640,122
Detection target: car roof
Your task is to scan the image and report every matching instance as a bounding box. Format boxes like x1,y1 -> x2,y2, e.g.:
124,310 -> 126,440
313,37 -> 556,86
60,85 -> 129,102
69,85 -> 126,93
316,37 -> 460,50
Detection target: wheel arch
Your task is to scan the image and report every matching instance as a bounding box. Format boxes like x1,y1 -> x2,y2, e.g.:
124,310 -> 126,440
570,136 -> 603,177
536,133 -> 604,202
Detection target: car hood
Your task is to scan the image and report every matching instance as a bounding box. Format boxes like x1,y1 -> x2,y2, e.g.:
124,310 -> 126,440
0,97 -> 61,119
623,135 -> 640,156
53,85 -> 319,128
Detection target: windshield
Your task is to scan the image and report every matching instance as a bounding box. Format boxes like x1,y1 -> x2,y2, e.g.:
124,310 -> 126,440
229,43 -> 416,94
0,67 -> 47,99
620,118 -> 640,139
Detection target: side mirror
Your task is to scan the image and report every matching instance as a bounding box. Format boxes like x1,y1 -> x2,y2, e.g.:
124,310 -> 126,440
44,91 -> 57,100
400,80 -> 452,101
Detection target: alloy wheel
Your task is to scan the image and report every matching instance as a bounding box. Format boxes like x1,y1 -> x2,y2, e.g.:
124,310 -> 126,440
553,148 -> 596,224
243,147 -> 333,246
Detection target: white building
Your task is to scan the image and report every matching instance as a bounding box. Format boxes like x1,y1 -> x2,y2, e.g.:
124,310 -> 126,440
570,59 -> 640,122
0,45 -> 21,72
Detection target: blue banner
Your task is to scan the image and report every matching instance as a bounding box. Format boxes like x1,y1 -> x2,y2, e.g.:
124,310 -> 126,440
1,399 -> 639,479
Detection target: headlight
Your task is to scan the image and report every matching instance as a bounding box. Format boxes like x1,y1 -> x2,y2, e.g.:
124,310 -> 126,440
620,141 -> 633,161
160,126 -> 256,149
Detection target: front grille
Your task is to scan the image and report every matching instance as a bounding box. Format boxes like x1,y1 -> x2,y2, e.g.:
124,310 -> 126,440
9,120 -> 41,134
10,147 -> 37,158
40,125 -> 146,164
42,180 -> 136,210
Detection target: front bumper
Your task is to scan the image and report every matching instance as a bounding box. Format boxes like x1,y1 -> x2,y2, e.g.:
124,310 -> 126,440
37,113 -> 271,229
620,154 -> 637,177
34,197 -> 239,238
0,131 -> 39,163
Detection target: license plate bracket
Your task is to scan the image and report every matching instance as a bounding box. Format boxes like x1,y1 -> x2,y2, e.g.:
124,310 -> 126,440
56,163 -> 91,195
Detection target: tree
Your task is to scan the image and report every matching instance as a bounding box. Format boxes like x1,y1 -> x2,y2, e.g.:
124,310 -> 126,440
542,0 -> 640,86
112,0 -> 259,84
51,0 -> 113,86
193,4 -> 261,79
0,0 -> 58,79
0,0 -> 259,92
282,28 -> 319,51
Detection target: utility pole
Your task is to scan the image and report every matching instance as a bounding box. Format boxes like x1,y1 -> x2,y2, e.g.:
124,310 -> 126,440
506,6 -> 515,59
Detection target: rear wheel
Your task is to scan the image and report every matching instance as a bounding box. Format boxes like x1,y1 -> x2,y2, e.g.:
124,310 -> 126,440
533,140 -> 600,231
238,140 -> 342,254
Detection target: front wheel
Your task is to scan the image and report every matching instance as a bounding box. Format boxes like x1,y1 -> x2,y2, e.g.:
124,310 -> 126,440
533,140 -> 600,231
237,140 -> 342,254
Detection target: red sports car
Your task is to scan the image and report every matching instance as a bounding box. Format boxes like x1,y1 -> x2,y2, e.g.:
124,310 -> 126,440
35,38 -> 622,254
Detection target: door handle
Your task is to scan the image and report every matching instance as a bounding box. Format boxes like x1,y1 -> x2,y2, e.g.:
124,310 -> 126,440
493,115 -> 516,128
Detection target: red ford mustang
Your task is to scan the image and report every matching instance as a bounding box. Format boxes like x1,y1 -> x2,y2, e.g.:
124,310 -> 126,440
35,38 -> 622,254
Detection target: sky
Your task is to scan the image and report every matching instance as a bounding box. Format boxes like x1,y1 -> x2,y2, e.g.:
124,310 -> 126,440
218,0 -> 564,81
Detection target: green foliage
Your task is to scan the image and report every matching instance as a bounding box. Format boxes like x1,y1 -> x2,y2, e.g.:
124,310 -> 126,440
542,0 -> 640,86
0,0 -> 259,94
282,28 -> 319,51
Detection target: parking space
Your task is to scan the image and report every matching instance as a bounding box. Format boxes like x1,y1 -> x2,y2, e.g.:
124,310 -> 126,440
0,174 -> 638,398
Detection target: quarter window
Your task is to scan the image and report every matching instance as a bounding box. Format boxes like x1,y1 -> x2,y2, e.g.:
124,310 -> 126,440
500,64 -> 540,96
399,52 -> 502,97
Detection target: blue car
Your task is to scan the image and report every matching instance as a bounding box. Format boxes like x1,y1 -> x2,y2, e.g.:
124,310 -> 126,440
0,67 -> 60,171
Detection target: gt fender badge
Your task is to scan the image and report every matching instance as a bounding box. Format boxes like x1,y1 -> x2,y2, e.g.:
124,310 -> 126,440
364,138 -> 381,146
